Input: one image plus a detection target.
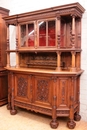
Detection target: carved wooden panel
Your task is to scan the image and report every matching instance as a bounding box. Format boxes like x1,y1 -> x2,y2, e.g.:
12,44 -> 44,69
57,77 -> 70,108
14,74 -> 30,102
19,52 -> 57,69
33,75 -> 52,107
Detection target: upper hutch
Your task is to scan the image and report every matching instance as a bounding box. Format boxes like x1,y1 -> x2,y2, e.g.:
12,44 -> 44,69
4,3 -> 85,129
0,7 -> 9,106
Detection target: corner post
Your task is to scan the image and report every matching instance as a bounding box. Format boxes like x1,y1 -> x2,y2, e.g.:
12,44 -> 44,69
6,23 -> 10,68
15,21 -> 19,68
56,51 -> 61,71
71,14 -> 76,48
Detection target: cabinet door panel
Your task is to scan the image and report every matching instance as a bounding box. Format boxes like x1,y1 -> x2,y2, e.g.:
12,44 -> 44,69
33,76 -> 52,107
14,74 -> 31,102
57,77 -> 70,108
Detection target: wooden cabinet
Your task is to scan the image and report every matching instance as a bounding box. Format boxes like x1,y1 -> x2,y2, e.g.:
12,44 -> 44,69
0,7 -> 9,106
4,3 -> 85,129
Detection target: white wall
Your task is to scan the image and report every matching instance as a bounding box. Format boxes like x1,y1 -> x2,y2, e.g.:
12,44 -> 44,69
0,0 -> 87,121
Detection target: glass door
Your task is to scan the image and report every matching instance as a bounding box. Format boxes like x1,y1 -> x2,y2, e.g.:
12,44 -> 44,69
20,22 -> 35,47
38,19 -> 56,47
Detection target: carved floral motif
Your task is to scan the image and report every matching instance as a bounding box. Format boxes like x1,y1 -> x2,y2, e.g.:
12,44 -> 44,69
61,81 -> 65,104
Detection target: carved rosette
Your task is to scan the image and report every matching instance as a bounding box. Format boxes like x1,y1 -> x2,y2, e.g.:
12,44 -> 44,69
17,77 -> 28,97
37,80 -> 49,102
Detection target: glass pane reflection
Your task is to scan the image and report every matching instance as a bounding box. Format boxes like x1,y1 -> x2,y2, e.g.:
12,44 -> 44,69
28,23 -> 34,47
21,25 -> 26,47
48,20 -> 55,46
39,21 -> 46,46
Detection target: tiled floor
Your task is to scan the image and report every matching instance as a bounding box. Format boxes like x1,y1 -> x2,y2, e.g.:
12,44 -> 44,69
0,105 -> 87,130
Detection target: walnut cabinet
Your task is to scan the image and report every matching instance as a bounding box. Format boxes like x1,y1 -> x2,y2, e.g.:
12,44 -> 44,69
4,3 -> 85,129
0,7 -> 9,106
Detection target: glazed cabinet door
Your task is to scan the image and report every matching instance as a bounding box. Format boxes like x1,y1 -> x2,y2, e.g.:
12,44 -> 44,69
19,22 -> 36,48
19,19 -> 57,48
37,19 -> 56,47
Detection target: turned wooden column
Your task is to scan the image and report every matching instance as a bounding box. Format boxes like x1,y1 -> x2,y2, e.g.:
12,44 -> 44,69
78,19 -> 81,43
50,77 -> 58,128
10,72 -> 17,115
67,77 -> 76,129
56,51 -> 61,71
6,23 -> 10,67
15,23 -> 19,68
71,51 -> 76,71
74,76 -> 81,121
57,15 -> 61,48
71,15 -> 75,48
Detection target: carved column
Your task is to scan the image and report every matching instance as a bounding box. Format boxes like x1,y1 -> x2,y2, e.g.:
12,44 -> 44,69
77,18 -> 81,48
56,51 -> 61,71
15,22 -> 19,68
10,72 -> 17,115
71,15 -> 76,48
71,51 -> 76,71
7,71 -> 11,110
74,76 -> 81,121
6,23 -> 10,67
50,77 -> 58,128
57,16 -> 61,48
67,77 -> 76,129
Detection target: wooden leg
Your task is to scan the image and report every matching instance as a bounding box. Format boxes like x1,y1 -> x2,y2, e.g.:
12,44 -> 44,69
50,118 -> 59,129
67,119 -> 76,129
7,76 -> 11,110
10,108 -> 17,115
50,95 -> 59,128
10,72 -> 17,115
7,103 -> 11,110
74,112 -> 81,121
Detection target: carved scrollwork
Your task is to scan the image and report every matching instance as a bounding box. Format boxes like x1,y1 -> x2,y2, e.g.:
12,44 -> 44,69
51,76 -> 57,82
61,80 -> 65,104
15,101 -> 52,113
57,110 -> 69,115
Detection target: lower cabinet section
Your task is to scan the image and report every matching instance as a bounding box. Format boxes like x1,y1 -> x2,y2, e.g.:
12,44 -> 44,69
0,70 -> 8,106
7,70 -> 81,129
